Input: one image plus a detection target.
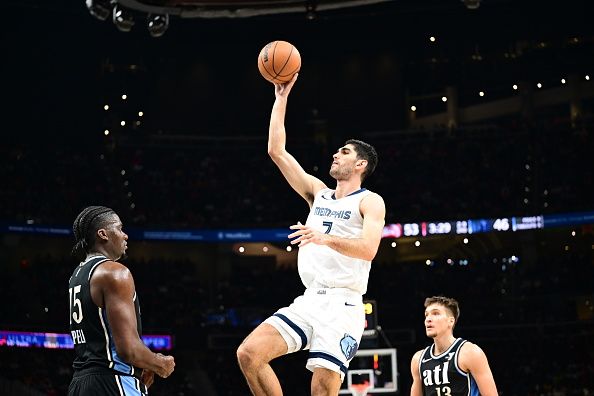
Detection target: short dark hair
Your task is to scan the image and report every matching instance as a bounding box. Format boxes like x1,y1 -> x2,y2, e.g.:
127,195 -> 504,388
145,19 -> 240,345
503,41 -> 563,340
345,139 -> 378,181
424,296 -> 460,326
72,206 -> 117,259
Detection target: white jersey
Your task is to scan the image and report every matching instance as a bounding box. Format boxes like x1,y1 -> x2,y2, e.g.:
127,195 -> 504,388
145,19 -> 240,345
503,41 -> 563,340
298,187 -> 373,295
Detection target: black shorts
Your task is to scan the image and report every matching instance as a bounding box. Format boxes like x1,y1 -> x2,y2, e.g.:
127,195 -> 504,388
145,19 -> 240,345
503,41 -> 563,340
68,373 -> 147,396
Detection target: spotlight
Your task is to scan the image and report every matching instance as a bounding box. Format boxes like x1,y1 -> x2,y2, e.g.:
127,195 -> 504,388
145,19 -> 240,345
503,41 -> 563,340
113,4 -> 135,32
462,0 -> 480,9
147,14 -> 169,37
86,0 -> 111,21
305,0 -> 317,20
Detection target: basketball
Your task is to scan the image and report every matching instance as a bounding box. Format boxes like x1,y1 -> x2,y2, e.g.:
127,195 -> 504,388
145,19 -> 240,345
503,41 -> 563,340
258,40 -> 301,84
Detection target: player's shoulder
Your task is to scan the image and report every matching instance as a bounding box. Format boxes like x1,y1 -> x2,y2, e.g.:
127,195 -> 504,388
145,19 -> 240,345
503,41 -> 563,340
313,185 -> 331,196
311,179 -> 329,195
458,340 -> 488,371
360,191 -> 386,212
309,184 -> 329,202
460,340 -> 484,356
93,261 -> 133,283
411,349 -> 425,363
410,348 -> 425,371
361,190 -> 384,201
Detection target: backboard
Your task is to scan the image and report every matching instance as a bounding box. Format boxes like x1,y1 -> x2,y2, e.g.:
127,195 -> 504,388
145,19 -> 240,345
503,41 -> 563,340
339,348 -> 398,395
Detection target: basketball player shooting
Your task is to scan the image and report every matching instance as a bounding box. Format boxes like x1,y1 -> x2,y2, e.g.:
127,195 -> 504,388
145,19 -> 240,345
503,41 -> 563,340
236,74 -> 386,396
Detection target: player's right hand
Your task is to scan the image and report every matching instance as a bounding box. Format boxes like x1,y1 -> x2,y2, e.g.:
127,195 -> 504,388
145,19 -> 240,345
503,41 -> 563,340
155,353 -> 175,378
274,73 -> 298,99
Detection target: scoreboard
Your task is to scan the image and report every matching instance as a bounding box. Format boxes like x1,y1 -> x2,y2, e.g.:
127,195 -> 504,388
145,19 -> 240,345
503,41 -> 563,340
382,215 -> 545,238
2,211 -> 592,241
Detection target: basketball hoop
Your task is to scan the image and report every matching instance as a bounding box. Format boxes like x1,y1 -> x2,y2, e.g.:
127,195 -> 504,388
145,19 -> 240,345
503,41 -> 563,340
338,349 -> 397,395
349,381 -> 371,396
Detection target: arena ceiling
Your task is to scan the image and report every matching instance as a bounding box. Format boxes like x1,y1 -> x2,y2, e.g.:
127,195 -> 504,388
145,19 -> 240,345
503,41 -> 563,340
118,0 -> 394,18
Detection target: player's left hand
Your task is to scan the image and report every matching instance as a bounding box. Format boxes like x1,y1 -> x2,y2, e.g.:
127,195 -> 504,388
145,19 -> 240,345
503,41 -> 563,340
141,369 -> 155,388
288,222 -> 327,247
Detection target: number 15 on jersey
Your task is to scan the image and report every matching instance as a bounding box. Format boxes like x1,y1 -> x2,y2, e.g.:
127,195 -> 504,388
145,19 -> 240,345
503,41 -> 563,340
69,285 -> 84,324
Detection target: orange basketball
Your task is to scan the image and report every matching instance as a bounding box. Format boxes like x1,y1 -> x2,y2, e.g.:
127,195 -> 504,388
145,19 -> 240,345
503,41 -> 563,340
258,40 -> 301,84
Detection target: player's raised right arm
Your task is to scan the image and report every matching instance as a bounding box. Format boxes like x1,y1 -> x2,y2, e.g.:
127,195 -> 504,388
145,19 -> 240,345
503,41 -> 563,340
268,73 -> 326,206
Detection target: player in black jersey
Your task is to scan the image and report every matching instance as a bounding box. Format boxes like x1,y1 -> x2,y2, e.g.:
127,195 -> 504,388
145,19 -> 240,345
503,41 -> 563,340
410,296 -> 497,396
68,206 -> 175,395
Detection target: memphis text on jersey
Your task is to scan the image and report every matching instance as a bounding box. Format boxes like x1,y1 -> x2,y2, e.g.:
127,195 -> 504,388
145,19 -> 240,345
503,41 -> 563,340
313,206 -> 351,220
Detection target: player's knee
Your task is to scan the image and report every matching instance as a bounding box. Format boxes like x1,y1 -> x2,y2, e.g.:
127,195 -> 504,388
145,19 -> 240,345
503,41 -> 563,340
311,377 -> 339,396
311,381 -> 332,396
311,369 -> 341,396
236,342 -> 258,370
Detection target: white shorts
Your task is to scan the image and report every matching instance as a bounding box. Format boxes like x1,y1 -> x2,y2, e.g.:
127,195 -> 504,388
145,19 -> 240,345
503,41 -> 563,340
263,287 -> 365,380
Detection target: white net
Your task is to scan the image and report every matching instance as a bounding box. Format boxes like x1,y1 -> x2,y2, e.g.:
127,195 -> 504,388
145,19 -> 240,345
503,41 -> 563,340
339,348 -> 398,395
347,369 -> 374,396
349,382 -> 371,396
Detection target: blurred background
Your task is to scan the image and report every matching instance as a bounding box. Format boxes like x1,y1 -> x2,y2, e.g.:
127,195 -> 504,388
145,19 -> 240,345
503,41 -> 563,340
0,0 -> 593,395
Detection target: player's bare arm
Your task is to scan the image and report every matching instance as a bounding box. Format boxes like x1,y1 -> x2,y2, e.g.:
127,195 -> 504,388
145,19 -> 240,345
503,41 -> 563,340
92,262 -> 175,379
288,193 -> 385,261
458,342 -> 498,396
268,73 -> 326,205
409,350 -> 423,396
